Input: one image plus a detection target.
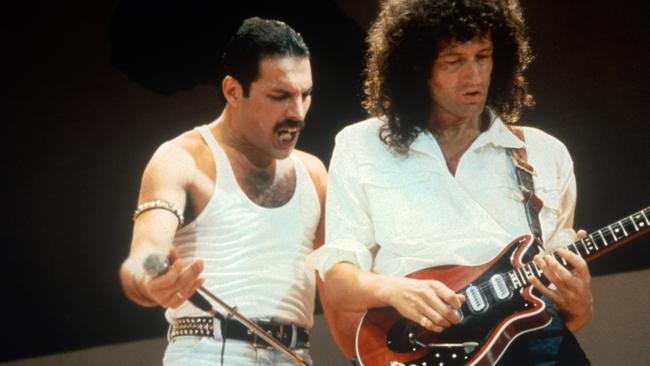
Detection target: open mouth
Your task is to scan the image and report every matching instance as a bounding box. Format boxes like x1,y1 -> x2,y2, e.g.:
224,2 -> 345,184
461,90 -> 484,103
463,90 -> 481,97
277,127 -> 300,143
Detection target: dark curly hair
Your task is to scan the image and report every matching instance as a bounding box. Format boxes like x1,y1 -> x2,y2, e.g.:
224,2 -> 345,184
363,0 -> 534,152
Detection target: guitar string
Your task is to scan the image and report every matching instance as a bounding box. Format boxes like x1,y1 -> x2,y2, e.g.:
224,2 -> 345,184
469,209 -> 647,295
465,212 -> 648,300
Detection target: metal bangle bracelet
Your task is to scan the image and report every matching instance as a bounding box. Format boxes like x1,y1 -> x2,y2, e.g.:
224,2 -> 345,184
133,199 -> 185,227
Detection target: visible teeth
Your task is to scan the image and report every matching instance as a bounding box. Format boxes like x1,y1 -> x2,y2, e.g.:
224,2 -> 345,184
279,132 -> 293,142
278,127 -> 299,142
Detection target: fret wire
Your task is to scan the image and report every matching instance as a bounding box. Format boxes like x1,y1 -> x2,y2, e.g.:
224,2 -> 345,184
597,229 -> 609,246
570,242 -> 581,256
515,267 -> 523,285
531,261 -> 542,277
508,270 -> 521,290
508,270 -> 516,286
515,269 -> 523,289
630,215 -> 639,231
525,263 -> 535,279
520,265 -> 529,282
636,214 -> 648,229
618,219 -> 630,237
642,210 -> 650,225
512,269 -> 524,288
589,235 -> 599,251
579,238 -> 590,255
567,243 -> 576,254
582,236 -> 597,252
518,267 -> 528,285
591,231 -> 603,247
633,212 -> 648,230
609,225 -> 619,241
617,221 -> 628,236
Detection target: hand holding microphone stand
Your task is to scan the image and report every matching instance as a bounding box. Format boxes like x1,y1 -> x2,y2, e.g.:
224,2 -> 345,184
144,253 -> 311,366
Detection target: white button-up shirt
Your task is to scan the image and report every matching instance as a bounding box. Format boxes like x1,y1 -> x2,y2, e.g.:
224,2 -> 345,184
309,116 -> 577,278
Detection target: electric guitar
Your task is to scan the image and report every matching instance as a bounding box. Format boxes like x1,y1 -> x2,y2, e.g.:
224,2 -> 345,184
355,206 -> 650,366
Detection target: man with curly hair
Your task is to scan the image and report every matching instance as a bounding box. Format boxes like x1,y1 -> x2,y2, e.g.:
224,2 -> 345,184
310,0 -> 592,364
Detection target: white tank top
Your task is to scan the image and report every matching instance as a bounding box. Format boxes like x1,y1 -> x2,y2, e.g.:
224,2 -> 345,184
165,125 -> 320,328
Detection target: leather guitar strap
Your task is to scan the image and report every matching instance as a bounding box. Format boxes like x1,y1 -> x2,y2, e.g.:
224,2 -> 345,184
507,125 -> 545,249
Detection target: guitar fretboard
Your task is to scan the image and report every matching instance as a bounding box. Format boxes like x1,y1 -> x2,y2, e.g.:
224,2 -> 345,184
507,206 -> 650,290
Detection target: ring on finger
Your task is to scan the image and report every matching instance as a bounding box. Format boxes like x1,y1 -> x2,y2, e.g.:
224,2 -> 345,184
419,316 -> 430,327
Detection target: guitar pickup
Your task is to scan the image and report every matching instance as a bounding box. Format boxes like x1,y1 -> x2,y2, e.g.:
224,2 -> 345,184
465,284 -> 488,313
489,274 -> 512,301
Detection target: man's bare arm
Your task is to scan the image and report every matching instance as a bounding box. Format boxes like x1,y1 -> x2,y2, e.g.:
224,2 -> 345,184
119,140 -> 204,308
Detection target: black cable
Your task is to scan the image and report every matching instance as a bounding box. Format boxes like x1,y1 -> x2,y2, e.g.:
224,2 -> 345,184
219,313 -> 231,366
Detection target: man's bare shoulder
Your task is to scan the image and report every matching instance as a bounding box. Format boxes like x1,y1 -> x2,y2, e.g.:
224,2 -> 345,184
149,130 -> 197,166
143,129 -> 208,187
293,149 -> 326,177
293,149 -> 327,194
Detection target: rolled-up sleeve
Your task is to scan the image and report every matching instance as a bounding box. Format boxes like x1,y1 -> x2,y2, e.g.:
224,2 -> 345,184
307,131 -> 377,279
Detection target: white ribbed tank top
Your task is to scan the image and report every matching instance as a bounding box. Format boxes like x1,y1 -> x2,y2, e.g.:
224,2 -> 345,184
165,125 -> 320,328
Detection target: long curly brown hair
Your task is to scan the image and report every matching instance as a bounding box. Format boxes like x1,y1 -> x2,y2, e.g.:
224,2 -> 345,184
363,0 -> 534,152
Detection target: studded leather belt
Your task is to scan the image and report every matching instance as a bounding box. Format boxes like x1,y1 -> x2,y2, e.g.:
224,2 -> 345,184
169,316 -> 310,349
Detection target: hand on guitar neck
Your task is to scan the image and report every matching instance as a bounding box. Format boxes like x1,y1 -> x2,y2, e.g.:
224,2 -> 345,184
530,229 -> 594,332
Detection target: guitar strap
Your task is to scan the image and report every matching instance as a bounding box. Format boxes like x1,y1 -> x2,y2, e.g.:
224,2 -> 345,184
504,128 -> 591,364
506,125 -> 545,248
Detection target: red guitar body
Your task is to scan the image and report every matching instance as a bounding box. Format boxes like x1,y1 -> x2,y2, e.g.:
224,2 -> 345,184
355,206 -> 650,365
355,235 -> 549,366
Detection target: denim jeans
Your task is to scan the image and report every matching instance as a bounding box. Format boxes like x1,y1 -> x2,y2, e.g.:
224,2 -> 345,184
163,336 -> 312,366
498,297 -> 590,366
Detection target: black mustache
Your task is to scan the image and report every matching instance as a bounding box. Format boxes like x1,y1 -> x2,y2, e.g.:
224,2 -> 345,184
273,119 -> 305,133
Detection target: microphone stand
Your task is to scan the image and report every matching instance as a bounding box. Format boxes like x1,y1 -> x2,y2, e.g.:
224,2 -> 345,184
142,254 -> 310,365
197,286 -> 311,366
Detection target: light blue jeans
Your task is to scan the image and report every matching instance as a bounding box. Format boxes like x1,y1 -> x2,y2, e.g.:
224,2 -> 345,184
163,336 -> 312,366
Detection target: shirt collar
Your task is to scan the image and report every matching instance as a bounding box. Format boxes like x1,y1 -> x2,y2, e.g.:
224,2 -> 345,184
471,112 -> 525,151
409,110 -> 525,157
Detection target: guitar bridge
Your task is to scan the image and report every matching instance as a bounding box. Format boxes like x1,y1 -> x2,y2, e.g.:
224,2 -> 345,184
408,333 -> 479,352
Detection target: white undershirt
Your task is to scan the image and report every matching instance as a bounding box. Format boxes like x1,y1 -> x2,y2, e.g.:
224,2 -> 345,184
166,126 -> 320,328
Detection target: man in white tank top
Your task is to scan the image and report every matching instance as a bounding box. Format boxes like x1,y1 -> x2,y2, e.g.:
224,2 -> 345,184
119,17 -> 338,365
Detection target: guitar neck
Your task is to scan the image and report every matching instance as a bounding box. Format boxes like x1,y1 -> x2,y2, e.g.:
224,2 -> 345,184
508,206 -> 650,290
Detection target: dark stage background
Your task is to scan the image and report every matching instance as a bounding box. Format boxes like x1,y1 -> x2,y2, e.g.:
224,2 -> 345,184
5,0 -> 649,362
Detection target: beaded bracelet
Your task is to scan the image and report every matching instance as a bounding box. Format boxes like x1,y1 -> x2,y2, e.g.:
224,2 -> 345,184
133,199 -> 185,228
